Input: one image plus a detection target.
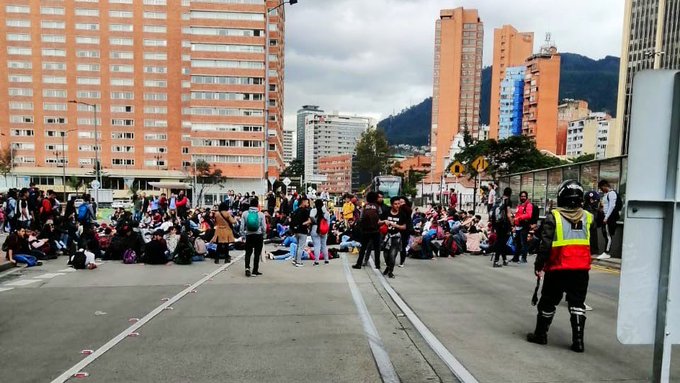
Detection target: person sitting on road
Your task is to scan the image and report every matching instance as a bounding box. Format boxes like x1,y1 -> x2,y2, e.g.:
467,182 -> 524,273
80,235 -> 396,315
172,232 -> 194,265
4,227 -> 42,267
143,229 -> 169,265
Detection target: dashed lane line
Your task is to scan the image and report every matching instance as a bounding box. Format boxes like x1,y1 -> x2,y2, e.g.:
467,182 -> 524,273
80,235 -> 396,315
4,279 -> 41,287
49,255 -> 244,383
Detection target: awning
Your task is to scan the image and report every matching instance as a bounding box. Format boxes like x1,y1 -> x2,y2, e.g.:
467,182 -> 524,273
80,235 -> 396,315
148,182 -> 192,190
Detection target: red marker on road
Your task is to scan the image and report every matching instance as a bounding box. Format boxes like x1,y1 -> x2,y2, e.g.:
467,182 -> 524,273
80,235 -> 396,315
73,372 -> 89,378
161,298 -> 169,302
128,332 -> 140,337
128,318 -> 139,323
80,350 -> 93,355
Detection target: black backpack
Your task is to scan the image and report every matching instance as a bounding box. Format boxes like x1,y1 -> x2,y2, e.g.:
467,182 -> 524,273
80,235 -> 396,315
491,198 -> 509,226
69,251 -> 87,270
613,191 -> 623,213
529,203 -> 540,225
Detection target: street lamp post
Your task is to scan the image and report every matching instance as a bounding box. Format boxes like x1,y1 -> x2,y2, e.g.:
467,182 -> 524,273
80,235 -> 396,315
264,0 -> 297,192
69,100 -> 99,205
60,129 -> 77,202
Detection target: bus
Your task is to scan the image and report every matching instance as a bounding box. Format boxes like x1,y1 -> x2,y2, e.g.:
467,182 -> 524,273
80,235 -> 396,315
364,175 -> 402,202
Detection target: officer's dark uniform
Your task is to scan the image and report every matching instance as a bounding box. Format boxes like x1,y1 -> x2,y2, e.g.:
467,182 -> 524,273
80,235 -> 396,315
527,180 -> 597,353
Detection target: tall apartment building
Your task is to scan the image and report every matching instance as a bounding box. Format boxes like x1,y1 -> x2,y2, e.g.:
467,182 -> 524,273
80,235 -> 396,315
489,25 -> 533,139
566,112 -> 613,159
430,7 -> 483,174
498,66 -> 526,139
303,113 -> 371,182
0,0 -> 286,194
282,128 -> 294,167
296,104 -> 322,163
522,44 -> 561,154
557,99 -> 590,155
612,0 -> 680,156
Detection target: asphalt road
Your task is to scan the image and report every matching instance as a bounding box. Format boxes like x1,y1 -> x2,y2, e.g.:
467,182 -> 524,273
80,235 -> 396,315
0,247 -> 678,383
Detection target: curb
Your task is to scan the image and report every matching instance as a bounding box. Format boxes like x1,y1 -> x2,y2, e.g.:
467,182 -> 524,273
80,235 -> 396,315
592,258 -> 621,271
0,262 -> 15,273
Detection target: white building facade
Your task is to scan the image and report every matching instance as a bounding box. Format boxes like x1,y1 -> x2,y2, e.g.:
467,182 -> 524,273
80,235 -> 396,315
303,113 -> 373,182
283,128 -> 295,167
566,113 -> 612,158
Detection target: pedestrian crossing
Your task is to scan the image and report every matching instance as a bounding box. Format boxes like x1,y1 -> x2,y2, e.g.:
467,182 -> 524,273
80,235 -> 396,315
0,270 -> 73,292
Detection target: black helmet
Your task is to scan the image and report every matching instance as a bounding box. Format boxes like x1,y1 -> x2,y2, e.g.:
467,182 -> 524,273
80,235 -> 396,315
557,180 -> 584,208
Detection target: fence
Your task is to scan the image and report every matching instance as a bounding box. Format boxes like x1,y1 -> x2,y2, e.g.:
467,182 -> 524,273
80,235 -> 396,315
496,156 -> 628,217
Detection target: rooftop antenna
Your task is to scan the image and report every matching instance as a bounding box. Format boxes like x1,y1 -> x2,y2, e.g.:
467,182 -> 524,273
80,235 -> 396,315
540,32 -> 557,55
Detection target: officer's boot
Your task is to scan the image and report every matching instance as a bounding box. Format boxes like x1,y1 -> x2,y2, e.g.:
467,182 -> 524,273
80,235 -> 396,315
570,313 -> 586,353
526,311 -> 554,345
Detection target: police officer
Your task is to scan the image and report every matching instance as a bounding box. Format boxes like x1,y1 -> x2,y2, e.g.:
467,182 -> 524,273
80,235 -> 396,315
527,180 -> 597,353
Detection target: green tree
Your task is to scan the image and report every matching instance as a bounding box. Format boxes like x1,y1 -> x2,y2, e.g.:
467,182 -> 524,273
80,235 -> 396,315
193,160 -> 227,206
281,159 -> 304,177
67,176 -> 84,196
570,153 -> 595,163
392,163 -> 426,198
355,128 -> 391,179
451,135 -> 565,179
0,147 -> 13,185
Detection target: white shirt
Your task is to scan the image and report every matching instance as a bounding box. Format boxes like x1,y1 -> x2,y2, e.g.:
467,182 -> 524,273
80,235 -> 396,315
487,188 -> 496,205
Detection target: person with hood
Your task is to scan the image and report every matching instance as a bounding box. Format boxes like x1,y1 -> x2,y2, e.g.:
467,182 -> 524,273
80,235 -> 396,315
527,180 -> 597,353
240,198 -> 266,277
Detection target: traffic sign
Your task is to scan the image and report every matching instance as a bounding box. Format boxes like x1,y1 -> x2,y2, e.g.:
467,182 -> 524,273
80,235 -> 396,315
448,161 -> 464,177
472,156 -> 489,172
90,180 -> 100,190
282,177 -> 291,186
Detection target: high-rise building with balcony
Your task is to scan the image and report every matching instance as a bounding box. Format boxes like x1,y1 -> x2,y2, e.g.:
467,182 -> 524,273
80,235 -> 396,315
430,7 -> 483,174
611,0 -> 680,156
498,66 -> 526,139
489,25 -> 533,139
0,0 -> 287,194
282,128 -> 294,167
522,44 -> 561,154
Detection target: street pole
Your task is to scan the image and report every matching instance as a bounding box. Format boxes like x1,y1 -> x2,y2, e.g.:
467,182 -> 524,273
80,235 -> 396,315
61,133 -> 66,202
93,103 -> 99,210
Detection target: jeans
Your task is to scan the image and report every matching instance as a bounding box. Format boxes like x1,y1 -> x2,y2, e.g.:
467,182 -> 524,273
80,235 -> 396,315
13,254 -> 38,267
494,229 -> 510,263
282,236 -> 297,247
245,234 -> 263,272
311,233 -> 328,262
383,234 -> 401,274
294,233 -> 308,263
356,232 -> 381,267
514,226 -> 529,261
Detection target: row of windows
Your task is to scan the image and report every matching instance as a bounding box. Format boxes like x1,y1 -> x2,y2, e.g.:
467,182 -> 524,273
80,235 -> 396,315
6,51 -> 171,61
191,139 -> 262,148
190,124 -> 263,132
6,20 -> 168,31
191,44 -> 264,53
185,108 -> 263,117
192,155 -> 263,164
190,92 -> 263,101
190,59 -> 264,69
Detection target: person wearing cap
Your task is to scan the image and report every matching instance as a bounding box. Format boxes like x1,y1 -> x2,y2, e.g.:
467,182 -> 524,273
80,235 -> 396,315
527,180 -> 597,353
143,229 -> 169,265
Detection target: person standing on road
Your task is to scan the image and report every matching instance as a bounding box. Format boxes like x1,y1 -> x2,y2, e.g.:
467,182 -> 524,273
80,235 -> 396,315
241,198 -> 266,277
212,201 -> 237,264
398,196 -> 413,268
596,180 -> 620,260
487,183 -> 497,216
491,187 -> 513,268
309,198 -> 330,265
449,189 -> 458,211
512,191 -> 533,264
382,197 -> 407,278
353,192 -> 382,270
289,196 -> 311,267
527,180 -> 596,353
584,191 -> 601,256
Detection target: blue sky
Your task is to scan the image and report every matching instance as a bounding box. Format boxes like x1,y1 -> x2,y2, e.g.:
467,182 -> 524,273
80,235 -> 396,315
283,0 -> 625,131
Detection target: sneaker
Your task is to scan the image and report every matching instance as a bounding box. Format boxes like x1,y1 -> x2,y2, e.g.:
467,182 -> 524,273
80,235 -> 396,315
503,261 -> 509,266
245,269 -> 251,277
352,264 -> 362,270
388,273 -> 395,278
596,253 -> 611,260
585,304 -> 593,311
252,271 -> 262,276
36,261 -> 43,266
295,262 -> 304,267
324,261 -> 329,264
398,264 -> 404,268
519,258 -> 528,264
493,262 -> 502,268
313,262 -> 319,266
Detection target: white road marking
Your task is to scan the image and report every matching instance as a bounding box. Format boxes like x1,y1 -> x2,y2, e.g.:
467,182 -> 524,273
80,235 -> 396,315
58,268 -> 77,273
50,254 -> 244,383
4,279 -> 40,287
368,258 -> 479,383
0,287 -> 15,293
34,273 -> 66,279
341,254 -> 399,383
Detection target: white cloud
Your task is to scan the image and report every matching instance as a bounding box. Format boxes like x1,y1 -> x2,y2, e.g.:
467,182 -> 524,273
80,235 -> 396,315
283,0 -> 624,131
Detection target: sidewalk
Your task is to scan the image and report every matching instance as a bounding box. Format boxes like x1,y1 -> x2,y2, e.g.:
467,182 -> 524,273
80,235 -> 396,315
593,257 -> 621,270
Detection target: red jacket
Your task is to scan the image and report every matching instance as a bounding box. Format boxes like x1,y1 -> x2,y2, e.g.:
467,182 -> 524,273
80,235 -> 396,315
514,201 -> 532,226
175,196 -> 188,208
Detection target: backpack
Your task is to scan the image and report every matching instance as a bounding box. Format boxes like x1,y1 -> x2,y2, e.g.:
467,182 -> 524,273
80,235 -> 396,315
359,204 -> 380,233
492,198 -> 509,226
122,249 -> 137,264
612,191 -> 623,214
194,237 -> 207,255
318,218 -> 329,235
529,203 -> 540,225
246,211 -> 260,231
69,251 -> 87,270
78,204 -> 89,223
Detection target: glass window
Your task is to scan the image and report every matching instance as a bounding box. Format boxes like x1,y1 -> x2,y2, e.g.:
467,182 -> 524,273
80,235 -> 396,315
546,169 -> 562,210
509,175 -> 521,206
580,162 -> 600,192
520,173 -> 533,198
562,165 -> 580,182
533,171 -> 548,215
599,158 -> 621,191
